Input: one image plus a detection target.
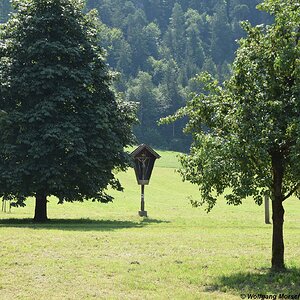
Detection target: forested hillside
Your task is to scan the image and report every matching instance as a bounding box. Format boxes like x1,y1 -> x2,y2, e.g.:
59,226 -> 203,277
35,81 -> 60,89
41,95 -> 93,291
0,0 -> 272,151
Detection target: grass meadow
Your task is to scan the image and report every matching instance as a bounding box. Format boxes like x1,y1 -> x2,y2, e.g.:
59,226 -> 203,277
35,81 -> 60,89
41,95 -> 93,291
0,150 -> 300,299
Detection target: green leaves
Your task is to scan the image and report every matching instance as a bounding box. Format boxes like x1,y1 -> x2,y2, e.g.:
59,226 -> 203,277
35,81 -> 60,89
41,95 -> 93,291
166,0 -> 300,211
0,0 -> 136,207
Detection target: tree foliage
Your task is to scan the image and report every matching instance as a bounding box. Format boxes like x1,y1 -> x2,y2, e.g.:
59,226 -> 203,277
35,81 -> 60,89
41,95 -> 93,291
162,0 -> 300,270
0,0 -> 272,151
0,0 -> 137,220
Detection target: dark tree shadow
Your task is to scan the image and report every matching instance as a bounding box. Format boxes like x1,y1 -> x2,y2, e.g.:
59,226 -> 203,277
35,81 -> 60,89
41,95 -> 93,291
207,267 -> 300,295
0,218 -> 170,231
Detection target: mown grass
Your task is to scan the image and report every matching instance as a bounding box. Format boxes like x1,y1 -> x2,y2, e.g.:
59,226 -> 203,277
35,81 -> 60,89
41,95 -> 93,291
0,149 -> 299,299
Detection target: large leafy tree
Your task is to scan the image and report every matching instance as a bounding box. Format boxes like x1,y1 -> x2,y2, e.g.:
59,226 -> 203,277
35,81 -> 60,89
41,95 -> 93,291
0,0 -> 136,222
163,0 -> 300,270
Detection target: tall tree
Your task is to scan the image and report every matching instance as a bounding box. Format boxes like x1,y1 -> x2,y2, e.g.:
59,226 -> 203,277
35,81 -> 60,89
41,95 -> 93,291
124,9 -> 148,74
211,2 -> 233,65
184,9 -> 205,70
96,20 -> 133,76
142,22 -> 161,60
125,71 -> 164,145
0,0 -> 136,222
164,3 -> 185,62
162,0 -> 300,270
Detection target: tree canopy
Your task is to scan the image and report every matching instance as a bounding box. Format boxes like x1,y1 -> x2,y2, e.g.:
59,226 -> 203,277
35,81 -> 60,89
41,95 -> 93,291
1,0 -> 272,151
0,0 -> 137,221
162,0 -> 300,270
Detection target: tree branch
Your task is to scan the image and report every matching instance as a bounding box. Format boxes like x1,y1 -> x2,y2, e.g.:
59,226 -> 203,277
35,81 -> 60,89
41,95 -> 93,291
283,183 -> 300,201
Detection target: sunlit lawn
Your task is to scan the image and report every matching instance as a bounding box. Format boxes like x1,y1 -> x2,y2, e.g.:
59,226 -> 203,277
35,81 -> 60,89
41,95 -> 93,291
0,150 -> 300,299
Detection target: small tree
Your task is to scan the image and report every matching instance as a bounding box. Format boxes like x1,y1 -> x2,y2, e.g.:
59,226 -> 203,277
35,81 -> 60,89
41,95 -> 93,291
162,0 -> 300,271
0,0 -> 136,222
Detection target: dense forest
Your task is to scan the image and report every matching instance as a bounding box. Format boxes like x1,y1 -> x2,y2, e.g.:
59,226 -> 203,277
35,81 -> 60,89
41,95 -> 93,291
0,0 -> 272,151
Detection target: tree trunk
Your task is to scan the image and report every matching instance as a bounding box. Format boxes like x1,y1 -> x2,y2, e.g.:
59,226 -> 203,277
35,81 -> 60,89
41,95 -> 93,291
34,192 -> 48,222
271,152 -> 285,271
271,198 -> 285,270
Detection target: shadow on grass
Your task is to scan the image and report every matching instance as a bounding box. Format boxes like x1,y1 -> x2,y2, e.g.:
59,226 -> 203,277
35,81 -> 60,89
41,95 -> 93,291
0,218 -> 170,231
207,267 -> 300,295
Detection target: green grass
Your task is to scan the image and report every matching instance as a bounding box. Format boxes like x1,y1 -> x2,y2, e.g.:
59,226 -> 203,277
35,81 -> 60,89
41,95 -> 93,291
0,150 -> 300,299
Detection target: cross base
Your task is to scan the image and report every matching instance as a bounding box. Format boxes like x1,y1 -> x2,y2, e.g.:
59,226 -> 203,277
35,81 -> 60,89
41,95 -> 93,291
138,211 -> 148,217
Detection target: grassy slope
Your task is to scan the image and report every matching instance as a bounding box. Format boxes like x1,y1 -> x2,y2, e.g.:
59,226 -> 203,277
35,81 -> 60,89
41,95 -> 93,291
0,149 -> 300,299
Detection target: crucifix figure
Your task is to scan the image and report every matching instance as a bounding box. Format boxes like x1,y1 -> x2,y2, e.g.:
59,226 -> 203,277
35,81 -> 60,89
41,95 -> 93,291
137,155 -> 149,216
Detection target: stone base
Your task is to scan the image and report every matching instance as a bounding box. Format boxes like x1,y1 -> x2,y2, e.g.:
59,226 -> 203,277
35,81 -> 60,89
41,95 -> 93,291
138,210 -> 148,217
